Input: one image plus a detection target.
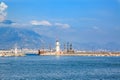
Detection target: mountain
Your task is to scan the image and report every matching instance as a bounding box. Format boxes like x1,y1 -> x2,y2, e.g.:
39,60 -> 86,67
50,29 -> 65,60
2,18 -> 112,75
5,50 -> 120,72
0,27 -> 54,49
0,27 -> 120,51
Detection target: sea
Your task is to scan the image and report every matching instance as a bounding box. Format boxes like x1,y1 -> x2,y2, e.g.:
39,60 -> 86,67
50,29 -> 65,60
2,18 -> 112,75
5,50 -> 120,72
0,54 -> 120,80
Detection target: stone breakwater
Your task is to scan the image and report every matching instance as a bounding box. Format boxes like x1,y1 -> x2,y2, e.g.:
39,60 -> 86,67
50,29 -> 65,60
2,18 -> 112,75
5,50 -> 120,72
0,50 -> 25,57
0,53 -> 25,57
40,51 -> 120,56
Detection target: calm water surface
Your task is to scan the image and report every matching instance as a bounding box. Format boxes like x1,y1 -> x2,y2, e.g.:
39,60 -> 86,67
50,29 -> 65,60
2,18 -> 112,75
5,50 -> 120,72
0,55 -> 120,80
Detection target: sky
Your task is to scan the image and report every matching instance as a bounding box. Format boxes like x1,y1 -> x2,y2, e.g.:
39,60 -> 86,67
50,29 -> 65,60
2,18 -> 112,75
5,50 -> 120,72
0,0 -> 120,50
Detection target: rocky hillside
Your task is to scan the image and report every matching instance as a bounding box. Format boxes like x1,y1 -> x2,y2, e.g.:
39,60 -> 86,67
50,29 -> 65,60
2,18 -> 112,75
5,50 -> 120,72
0,27 -> 53,49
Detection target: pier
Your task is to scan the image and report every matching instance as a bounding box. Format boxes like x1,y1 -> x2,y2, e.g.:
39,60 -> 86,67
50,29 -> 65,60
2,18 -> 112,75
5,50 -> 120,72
0,48 -> 39,57
39,51 -> 120,56
0,49 -> 25,57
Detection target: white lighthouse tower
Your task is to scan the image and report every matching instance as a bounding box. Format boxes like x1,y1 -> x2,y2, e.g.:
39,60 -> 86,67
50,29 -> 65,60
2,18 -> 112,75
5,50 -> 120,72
56,40 -> 60,54
14,44 -> 18,55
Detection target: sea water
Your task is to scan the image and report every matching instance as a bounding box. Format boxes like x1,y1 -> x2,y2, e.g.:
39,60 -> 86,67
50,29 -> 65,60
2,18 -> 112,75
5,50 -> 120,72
0,55 -> 120,80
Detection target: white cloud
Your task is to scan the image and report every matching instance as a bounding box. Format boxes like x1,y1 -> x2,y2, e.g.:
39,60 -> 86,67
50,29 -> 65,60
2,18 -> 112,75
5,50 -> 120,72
0,2 -> 8,22
55,23 -> 70,28
30,20 -> 70,29
31,20 -> 52,26
11,23 -> 27,27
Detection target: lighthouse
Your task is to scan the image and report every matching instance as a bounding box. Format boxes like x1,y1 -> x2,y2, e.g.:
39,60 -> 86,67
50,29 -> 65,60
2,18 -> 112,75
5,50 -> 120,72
56,40 -> 60,53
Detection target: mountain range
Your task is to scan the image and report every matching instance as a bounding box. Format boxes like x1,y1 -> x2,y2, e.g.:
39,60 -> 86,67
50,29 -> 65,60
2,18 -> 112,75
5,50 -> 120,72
0,27 -> 54,49
0,27 -> 120,51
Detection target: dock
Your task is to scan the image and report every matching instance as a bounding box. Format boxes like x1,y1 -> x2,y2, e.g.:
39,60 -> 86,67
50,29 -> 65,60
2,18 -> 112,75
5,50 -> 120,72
39,51 -> 120,56
0,50 -> 25,57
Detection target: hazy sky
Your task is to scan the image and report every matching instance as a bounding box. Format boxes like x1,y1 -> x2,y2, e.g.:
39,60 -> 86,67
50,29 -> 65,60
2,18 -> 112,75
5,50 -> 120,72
0,0 -> 120,48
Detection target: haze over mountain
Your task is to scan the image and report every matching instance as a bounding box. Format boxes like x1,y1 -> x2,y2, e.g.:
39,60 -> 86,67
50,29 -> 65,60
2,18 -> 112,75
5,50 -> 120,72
0,27 -> 54,49
0,26 -> 120,51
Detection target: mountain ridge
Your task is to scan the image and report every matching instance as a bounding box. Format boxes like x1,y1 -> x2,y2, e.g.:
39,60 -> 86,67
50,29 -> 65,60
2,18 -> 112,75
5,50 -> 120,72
0,27 -> 53,49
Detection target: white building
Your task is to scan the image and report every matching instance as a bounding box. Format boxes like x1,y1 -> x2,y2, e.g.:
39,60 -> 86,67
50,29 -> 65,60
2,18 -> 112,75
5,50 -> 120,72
56,40 -> 60,52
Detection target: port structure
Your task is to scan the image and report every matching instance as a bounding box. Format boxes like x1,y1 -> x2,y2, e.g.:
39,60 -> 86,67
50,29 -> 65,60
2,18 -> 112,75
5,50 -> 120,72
55,40 -> 62,55
38,40 -> 75,55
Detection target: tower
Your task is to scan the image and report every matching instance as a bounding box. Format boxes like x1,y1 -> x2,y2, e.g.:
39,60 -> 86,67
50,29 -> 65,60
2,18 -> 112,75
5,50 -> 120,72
14,45 -> 17,54
67,42 -> 69,52
56,40 -> 60,52
64,43 -> 66,51
70,43 -> 72,50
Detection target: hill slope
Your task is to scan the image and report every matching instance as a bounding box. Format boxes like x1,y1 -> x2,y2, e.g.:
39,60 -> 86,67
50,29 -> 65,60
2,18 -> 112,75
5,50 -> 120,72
0,27 -> 53,49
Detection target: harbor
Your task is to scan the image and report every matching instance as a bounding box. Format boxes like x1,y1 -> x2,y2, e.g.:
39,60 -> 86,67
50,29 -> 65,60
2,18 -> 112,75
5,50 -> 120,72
1,40 -> 120,57
0,40 -> 120,57
38,40 -> 120,57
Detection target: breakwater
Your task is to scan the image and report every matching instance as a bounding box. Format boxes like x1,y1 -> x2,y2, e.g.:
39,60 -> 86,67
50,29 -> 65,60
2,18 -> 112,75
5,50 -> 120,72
40,51 -> 120,56
0,50 -> 24,57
